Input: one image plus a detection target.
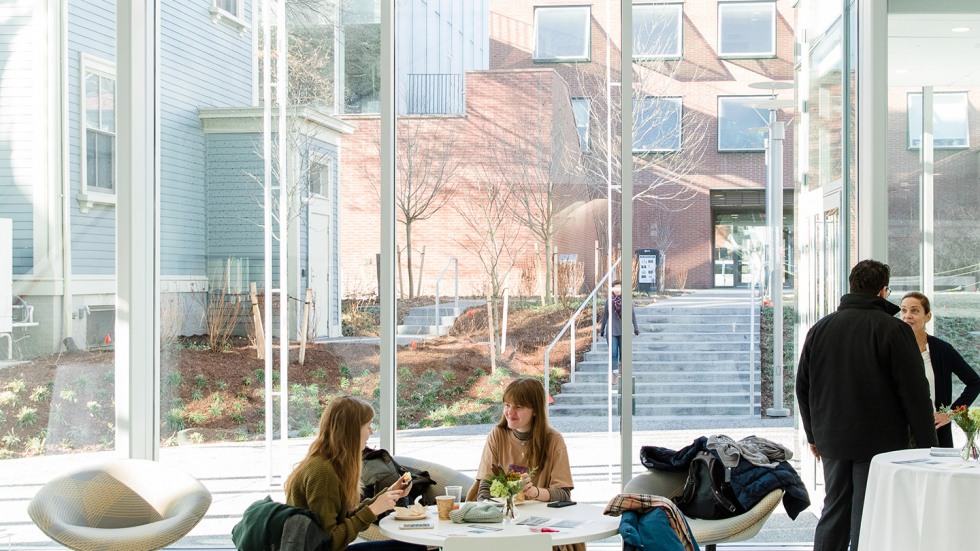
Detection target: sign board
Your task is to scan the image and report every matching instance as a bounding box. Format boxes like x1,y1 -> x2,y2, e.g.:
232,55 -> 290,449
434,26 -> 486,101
635,248 -> 660,293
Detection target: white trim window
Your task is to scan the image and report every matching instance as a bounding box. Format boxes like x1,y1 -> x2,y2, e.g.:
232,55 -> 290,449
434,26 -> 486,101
718,1 -> 776,58
533,6 -> 591,62
308,157 -> 335,198
907,91 -> 970,149
571,97 -> 590,152
718,96 -> 768,152
634,3 -> 683,60
79,54 -> 116,212
634,96 -> 683,152
210,0 -> 248,34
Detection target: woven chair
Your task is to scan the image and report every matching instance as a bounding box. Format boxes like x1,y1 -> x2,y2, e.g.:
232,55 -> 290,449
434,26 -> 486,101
623,469 -> 783,551
28,459 -> 212,551
359,456 -> 475,543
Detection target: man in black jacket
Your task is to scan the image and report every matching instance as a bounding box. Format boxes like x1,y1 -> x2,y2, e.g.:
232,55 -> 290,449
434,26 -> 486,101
796,259 -> 937,551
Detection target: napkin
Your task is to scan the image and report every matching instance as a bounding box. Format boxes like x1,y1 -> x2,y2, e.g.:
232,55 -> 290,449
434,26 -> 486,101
449,502 -> 503,523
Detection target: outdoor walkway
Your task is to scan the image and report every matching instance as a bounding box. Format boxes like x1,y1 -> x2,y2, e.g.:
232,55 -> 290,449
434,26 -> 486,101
0,416 -> 816,550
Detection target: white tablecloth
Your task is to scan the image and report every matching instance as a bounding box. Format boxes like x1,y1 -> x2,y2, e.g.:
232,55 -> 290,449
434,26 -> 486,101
859,448 -> 980,551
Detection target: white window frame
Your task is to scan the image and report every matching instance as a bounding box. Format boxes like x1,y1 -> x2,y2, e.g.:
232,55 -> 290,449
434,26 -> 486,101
78,54 -> 117,213
634,3 -> 683,60
718,1 -> 776,59
634,96 -> 683,153
907,91 -> 970,150
210,0 -> 249,35
717,95 -> 769,152
532,6 -> 592,62
308,156 -> 335,198
571,97 -> 591,152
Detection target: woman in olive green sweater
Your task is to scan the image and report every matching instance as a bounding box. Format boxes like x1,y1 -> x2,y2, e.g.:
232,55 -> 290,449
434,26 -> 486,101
285,396 -> 424,550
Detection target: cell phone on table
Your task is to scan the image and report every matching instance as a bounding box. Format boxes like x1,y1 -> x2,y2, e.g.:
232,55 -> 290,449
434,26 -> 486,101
547,500 -> 576,508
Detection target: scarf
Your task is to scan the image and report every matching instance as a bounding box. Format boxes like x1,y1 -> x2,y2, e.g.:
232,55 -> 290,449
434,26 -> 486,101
613,294 -> 622,319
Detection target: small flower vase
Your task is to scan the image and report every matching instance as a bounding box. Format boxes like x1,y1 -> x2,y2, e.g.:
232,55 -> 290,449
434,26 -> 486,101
503,494 -> 519,521
961,430 -> 979,461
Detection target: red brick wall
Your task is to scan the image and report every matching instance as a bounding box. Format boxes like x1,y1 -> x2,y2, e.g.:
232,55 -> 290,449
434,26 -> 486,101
338,69 -> 597,298
487,0 -> 796,288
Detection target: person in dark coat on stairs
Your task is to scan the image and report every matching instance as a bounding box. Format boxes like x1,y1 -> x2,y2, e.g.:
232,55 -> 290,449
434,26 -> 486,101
600,280 -> 639,387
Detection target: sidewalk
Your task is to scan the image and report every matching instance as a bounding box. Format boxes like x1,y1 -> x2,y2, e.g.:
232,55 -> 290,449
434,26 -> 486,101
0,416 -> 816,549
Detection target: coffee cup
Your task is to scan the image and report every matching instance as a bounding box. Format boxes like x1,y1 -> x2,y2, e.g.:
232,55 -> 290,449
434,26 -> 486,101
436,495 -> 455,520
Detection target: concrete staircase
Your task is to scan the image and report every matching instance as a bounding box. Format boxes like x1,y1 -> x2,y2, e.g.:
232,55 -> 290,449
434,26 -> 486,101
550,289 -> 762,419
396,299 -> 484,344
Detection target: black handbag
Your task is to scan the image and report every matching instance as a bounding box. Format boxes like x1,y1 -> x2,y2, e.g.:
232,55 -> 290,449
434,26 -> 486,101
672,451 -> 745,520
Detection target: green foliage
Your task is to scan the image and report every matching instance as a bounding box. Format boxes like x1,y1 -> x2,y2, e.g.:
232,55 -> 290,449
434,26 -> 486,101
209,394 -> 224,417
17,406 -> 38,427
0,390 -> 18,408
760,304 -> 796,414
194,374 -> 208,389
166,370 -> 183,387
166,408 -> 186,432
339,364 -> 351,377
1,429 -> 20,448
86,401 -> 101,416
191,388 -> 203,401
6,379 -> 26,393
59,389 -> 77,404
187,412 -> 208,425
29,384 -> 52,403
313,368 -> 327,379
216,380 -> 229,391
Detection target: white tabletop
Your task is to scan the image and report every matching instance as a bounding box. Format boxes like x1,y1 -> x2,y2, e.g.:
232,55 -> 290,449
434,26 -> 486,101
378,501 -> 620,546
859,448 -> 980,551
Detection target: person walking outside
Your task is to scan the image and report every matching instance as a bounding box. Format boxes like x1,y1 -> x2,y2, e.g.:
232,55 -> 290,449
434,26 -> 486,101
796,259 -> 937,551
600,279 -> 639,387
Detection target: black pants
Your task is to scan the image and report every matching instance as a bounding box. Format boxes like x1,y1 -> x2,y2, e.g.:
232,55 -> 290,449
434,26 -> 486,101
814,456 -> 871,551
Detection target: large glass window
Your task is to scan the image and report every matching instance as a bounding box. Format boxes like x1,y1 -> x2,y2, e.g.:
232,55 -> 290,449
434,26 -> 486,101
533,6 -> 591,61
717,96 -> 767,152
82,55 -> 117,197
718,1 -> 776,58
634,96 -> 682,152
634,3 -> 682,59
907,91 -> 969,149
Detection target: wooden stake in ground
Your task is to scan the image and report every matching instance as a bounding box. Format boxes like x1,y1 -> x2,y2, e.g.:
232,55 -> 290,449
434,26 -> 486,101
486,294 -> 497,374
250,282 -> 265,360
298,288 -> 312,365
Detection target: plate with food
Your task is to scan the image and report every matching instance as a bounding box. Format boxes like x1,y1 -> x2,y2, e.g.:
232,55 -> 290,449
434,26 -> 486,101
392,503 -> 428,521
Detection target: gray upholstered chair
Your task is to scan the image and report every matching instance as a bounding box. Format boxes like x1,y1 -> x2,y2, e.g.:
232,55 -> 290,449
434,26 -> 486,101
623,469 -> 783,551
28,459 -> 212,551
358,456 -> 475,542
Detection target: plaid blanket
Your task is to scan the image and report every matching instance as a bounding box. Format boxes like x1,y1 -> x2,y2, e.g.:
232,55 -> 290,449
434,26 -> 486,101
604,494 -> 698,551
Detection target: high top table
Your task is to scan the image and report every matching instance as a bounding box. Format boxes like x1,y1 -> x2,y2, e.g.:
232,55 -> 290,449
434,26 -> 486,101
378,500 -> 620,547
858,448 -> 980,551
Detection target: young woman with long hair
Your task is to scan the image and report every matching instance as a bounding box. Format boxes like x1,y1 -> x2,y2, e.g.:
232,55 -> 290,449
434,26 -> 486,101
472,378 -> 583,551
284,395 -> 424,550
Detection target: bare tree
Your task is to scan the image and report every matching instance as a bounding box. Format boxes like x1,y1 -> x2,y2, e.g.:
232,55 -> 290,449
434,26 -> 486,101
483,111 -> 585,304
454,177 -> 526,357
370,119 -> 461,298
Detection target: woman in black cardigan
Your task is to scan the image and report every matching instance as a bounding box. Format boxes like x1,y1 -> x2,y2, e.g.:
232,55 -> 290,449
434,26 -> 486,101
901,292 -> 980,447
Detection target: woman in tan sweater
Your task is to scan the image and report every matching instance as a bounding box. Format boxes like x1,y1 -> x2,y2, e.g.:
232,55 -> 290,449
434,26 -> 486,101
285,395 -> 424,551
473,378 -> 584,551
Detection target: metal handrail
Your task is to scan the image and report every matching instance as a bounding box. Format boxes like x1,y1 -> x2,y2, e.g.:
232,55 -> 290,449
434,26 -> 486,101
544,257 -> 622,405
434,258 -> 459,332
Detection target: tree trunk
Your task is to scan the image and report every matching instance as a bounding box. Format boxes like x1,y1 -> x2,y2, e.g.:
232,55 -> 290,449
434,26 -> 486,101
544,239 -> 553,305
405,222 -> 415,299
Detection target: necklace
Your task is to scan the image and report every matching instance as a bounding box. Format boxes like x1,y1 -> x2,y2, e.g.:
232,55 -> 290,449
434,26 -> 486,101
513,429 -> 531,456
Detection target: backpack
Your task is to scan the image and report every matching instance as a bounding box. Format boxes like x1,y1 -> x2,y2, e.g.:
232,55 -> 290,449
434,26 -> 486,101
673,451 -> 745,520
360,448 -> 435,505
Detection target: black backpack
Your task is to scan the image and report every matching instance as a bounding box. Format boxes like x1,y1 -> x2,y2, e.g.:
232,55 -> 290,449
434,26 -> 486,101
360,448 -> 435,505
673,451 -> 745,520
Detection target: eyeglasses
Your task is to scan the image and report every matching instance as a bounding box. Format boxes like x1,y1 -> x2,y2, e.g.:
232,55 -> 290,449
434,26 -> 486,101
884,287 -> 892,297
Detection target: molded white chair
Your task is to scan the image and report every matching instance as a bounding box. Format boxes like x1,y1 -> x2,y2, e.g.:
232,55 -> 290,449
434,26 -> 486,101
624,469 -> 783,551
28,459 -> 212,551
442,533 -> 552,551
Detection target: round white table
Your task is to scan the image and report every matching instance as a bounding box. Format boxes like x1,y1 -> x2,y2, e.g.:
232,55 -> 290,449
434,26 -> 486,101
378,500 -> 620,547
859,448 -> 980,551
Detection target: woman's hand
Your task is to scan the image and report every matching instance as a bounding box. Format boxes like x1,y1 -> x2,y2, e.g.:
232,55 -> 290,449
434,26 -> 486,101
520,473 -> 542,500
387,476 -> 413,498
368,490 -> 404,516
935,411 -> 952,429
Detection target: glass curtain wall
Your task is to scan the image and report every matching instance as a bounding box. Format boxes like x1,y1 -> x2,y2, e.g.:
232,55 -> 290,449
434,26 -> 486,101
885,1 -> 980,425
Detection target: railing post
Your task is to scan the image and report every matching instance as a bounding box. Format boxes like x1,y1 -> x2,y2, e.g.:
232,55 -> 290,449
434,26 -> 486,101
454,258 -> 459,311
544,349 -> 551,404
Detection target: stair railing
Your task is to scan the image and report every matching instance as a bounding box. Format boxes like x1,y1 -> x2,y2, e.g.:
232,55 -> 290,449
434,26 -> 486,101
434,258 -> 459,330
544,257 -> 622,404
